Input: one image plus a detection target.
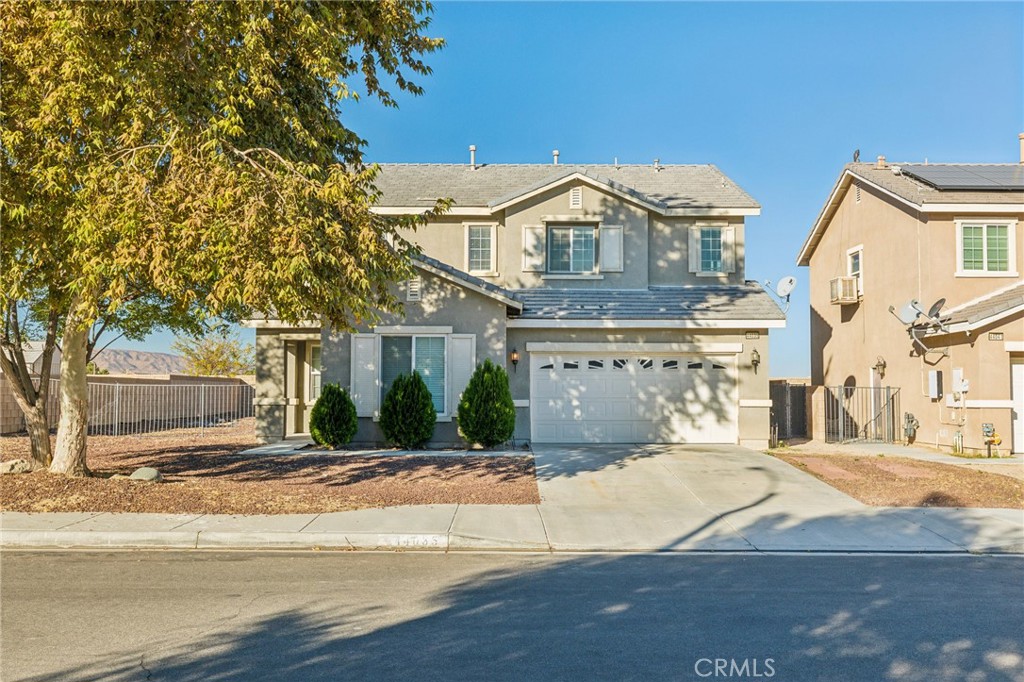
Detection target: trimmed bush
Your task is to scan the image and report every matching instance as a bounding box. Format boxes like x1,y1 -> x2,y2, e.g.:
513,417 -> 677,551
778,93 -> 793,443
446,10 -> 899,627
457,358 -> 516,448
379,371 -> 436,449
309,383 -> 358,448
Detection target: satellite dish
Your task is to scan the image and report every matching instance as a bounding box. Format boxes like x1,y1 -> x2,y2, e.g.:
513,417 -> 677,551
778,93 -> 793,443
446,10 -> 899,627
927,298 -> 946,320
775,276 -> 797,299
897,300 -> 922,325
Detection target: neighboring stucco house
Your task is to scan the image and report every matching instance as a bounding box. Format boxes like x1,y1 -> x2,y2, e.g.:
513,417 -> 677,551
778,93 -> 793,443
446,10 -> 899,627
250,157 -> 786,447
798,143 -> 1024,455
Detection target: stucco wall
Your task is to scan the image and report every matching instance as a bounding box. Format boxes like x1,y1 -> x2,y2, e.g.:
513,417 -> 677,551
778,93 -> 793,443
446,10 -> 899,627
807,181 -> 1024,453
398,181 -> 748,292
320,269 -> 510,446
649,216 -> 747,286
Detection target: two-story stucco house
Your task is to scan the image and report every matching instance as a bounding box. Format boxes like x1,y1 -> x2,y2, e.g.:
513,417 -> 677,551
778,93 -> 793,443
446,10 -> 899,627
798,141 -> 1024,455
250,156 -> 786,447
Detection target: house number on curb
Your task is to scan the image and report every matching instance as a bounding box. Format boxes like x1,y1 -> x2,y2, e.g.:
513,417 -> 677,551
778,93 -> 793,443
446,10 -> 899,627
383,535 -> 446,548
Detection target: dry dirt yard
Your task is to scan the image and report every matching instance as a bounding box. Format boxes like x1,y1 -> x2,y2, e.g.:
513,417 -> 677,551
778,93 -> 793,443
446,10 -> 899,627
0,419 -> 540,514
771,451 -> 1024,509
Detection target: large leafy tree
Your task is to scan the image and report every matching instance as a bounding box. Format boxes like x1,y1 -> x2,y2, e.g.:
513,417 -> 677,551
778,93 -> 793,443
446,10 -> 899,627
172,329 -> 255,377
1,1 -> 445,475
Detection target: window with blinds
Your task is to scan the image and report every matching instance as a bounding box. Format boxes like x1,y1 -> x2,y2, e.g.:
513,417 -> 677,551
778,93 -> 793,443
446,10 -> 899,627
413,337 -> 446,413
379,335 -> 446,413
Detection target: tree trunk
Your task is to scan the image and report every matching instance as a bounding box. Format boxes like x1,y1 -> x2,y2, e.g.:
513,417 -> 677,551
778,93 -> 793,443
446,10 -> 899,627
50,314 -> 90,477
23,405 -> 52,468
0,302 -> 58,469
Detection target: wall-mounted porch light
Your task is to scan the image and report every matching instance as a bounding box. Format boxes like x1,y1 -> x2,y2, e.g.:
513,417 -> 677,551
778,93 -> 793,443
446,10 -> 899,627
874,356 -> 887,380
751,348 -> 761,373
510,348 -> 520,372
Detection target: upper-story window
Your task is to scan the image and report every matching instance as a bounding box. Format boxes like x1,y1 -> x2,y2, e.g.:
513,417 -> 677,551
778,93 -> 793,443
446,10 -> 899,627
847,244 -> 863,295
688,224 -> 736,276
956,220 -> 1018,277
548,225 -> 596,274
700,228 -> 723,272
465,224 -> 496,274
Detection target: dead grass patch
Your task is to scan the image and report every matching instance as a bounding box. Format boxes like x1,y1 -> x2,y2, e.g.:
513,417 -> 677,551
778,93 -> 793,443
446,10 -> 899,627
0,419 -> 540,514
773,452 -> 1023,509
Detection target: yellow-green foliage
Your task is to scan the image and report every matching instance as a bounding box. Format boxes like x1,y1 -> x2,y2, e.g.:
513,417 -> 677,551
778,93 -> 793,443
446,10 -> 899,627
0,1 -> 446,471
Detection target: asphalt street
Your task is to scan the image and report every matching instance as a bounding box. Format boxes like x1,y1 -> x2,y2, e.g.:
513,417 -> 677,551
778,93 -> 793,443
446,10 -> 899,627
1,551 -> 1022,681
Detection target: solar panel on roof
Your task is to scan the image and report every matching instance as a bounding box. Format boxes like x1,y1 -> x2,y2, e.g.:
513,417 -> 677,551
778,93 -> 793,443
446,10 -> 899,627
901,164 -> 1024,190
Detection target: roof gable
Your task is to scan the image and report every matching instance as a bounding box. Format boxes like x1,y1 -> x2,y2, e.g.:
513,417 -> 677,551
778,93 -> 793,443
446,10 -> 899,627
487,171 -> 668,213
797,163 -> 1024,266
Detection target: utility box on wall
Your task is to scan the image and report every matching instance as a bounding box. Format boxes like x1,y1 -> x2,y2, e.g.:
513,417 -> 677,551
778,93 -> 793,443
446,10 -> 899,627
928,370 -> 943,400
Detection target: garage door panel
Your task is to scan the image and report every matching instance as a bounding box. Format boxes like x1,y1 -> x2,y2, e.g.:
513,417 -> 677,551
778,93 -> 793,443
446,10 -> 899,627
532,352 -> 737,444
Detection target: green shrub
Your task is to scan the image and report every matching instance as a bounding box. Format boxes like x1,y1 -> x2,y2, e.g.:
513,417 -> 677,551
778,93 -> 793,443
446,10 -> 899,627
457,358 -> 516,448
379,371 -> 436,449
309,383 -> 358,448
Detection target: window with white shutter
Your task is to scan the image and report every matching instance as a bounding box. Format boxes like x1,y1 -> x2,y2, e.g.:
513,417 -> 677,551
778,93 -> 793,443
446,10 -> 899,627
721,226 -> 736,274
522,225 -> 546,272
350,334 -> 379,417
449,334 -> 476,406
689,224 -> 735,274
599,224 -> 624,272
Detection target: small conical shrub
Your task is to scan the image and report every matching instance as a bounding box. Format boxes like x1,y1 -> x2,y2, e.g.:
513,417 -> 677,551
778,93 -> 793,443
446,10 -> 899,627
379,371 -> 436,449
309,383 -> 358,448
457,358 -> 516,448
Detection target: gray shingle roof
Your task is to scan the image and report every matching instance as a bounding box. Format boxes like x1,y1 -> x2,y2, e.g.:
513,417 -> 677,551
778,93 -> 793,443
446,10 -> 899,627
512,284 -> 785,321
936,282 -> 1024,327
847,163 -> 1024,206
371,164 -> 759,211
413,254 -> 521,309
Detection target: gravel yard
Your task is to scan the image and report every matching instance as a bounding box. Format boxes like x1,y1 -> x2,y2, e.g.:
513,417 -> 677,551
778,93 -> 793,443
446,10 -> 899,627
0,419 -> 540,514
772,451 -> 1024,509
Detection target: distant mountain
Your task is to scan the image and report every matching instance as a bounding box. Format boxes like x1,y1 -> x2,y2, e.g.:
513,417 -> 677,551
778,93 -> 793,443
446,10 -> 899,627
91,349 -> 188,375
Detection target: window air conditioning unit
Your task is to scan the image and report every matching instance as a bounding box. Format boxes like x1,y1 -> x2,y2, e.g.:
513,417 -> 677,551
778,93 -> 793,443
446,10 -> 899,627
829,276 -> 860,305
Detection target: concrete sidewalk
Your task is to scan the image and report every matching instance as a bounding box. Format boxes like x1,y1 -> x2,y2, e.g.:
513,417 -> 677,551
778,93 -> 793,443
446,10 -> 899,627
1,504 -> 1020,553
2,444 -> 1021,553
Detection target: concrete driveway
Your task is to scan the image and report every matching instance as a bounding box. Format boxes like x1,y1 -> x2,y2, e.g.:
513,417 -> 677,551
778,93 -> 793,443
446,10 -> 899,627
531,444 -> 1023,552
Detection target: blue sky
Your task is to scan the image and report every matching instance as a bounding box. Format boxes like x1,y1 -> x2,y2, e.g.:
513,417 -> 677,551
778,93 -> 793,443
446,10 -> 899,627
121,1 -> 1023,378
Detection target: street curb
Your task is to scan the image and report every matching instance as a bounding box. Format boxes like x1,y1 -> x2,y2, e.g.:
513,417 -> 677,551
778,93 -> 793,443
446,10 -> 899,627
0,530 -> 455,552
1,530 -> 202,549
3,531 -> 1022,554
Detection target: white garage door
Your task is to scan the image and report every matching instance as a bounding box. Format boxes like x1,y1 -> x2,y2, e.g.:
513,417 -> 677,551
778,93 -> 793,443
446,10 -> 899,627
530,353 -> 738,444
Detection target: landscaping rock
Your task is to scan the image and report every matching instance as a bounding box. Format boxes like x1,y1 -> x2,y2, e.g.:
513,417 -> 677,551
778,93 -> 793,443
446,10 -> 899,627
0,459 -> 34,475
128,467 -> 163,483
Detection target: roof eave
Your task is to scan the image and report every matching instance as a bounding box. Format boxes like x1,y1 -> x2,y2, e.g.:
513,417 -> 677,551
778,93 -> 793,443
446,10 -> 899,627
412,259 -> 523,311
798,169 -> 924,266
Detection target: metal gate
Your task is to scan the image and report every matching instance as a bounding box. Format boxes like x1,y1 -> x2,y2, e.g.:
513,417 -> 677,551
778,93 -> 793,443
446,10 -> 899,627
823,386 -> 900,443
769,382 -> 807,441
